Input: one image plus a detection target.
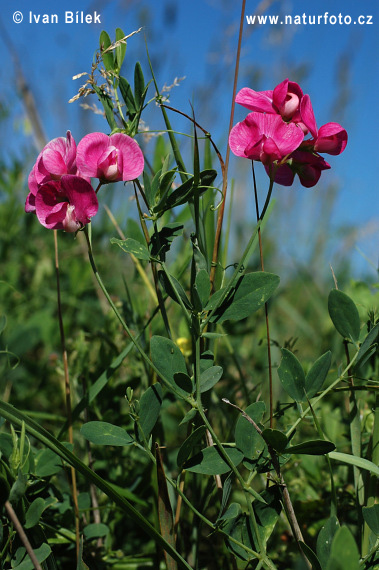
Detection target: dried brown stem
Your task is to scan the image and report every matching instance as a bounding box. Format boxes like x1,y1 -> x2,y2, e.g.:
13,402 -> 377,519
5,501 -> 43,570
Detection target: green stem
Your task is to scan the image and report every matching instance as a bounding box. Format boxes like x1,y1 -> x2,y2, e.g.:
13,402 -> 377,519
201,220 -> 262,331
286,351 -> 359,438
83,225 -> 190,402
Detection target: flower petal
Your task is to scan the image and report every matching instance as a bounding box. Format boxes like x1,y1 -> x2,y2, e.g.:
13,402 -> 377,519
60,175 -> 98,223
109,133 -> 144,180
76,132 -> 110,178
235,87 -> 274,113
300,95 -> 318,138
314,122 -> 348,155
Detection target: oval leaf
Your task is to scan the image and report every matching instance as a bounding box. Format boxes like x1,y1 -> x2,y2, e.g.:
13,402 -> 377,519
261,428 -> 288,453
286,439 -> 335,456
305,351 -> 332,399
138,384 -> 163,439
150,336 -> 189,398
235,402 -> 266,459
83,523 -> 109,540
210,272 -> 280,323
177,426 -> 206,467
328,289 -> 360,342
362,504 -> 379,536
200,366 -> 223,393
184,446 -> 243,475
111,237 -> 150,260
278,348 -> 305,402
80,421 -> 133,446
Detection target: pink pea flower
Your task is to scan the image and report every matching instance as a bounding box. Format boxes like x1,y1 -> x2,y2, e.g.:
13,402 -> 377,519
236,80 -> 318,137
25,131 -> 80,213
266,150 -> 331,188
229,112 -> 304,167
34,175 -> 98,232
76,132 -> 144,183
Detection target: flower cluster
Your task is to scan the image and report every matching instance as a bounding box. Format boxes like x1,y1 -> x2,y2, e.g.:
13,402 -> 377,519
26,131 -> 144,232
229,79 -> 347,187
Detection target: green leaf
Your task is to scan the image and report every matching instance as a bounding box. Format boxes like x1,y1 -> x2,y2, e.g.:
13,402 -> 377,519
193,269 -> 211,310
138,384 -> 163,439
150,223 -> 184,260
158,271 -> 192,310
119,76 -> 137,115
173,372 -> 193,394
111,237 -> 150,260
277,348 -> 306,402
34,448 -> 62,477
150,336 -> 189,398
261,428 -> 288,453
179,408 -> 197,426
184,446 -> 244,475
317,515 -> 340,569
355,322 -> 379,369
305,351 -> 332,399
115,28 -> 126,72
254,487 -> 282,546
80,421 -> 133,446
299,542 -> 322,570
0,401 -> 192,569
210,272 -> 280,324
328,289 -> 360,342
134,62 -> 145,108
235,402 -> 266,460
325,526 -> 360,570
199,366 -> 223,393
219,500 -> 266,559
92,84 -> 117,131
83,523 -> 109,540
99,30 -> 114,71
177,426 -> 206,467
285,439 -> 335,455
362,504 -> 379,535
329,451 -> 379,476
12,543 -> 52,570
155,445 -> 177,570
24,497 -> 54,529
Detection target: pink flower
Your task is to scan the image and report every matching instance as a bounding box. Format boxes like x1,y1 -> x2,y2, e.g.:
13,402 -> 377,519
236,80 -> 318,137
229,112 -> 304,167
26,131 -> 80,213
34,175 -> 98,232
312,122 -> 348,155
76,132 -> 144,182
267,150 -> 331,188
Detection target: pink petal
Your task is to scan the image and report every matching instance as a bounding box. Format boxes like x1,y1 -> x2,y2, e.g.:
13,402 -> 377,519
76,132 -> 110,178
61,175 -> 98,223
41,148 -> 68,178
314,122 -> 348,155
300,95 -> 318,138
235,87 -> 274,113
229,118 -> 257,158
35,181 -> 68,229
25,191 -> 36,213
109,133 -> 144,180
265,163 -> 295,186
97,147 -> 120,181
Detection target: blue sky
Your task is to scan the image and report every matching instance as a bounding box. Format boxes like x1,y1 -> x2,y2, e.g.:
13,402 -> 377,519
1,0 -> 378,276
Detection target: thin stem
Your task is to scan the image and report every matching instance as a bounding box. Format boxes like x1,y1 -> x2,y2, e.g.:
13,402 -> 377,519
252,164 -> 274,427
286,350 -> 359,438
83,225 -> 190,401
53,230 -> 80,557
5,501 -> 43,570
222,399 -> 311,569
210,0 -> 246,290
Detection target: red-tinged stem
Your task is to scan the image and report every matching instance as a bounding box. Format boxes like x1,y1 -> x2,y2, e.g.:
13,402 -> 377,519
209,0 -> 246,290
